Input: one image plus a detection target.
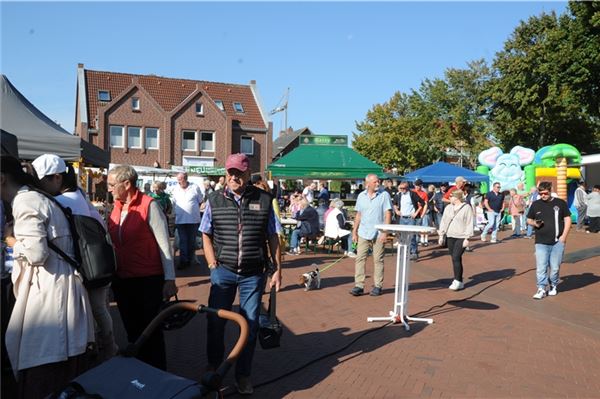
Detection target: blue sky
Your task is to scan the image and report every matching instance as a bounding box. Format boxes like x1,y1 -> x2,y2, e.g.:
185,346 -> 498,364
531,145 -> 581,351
1,1 -> 568,140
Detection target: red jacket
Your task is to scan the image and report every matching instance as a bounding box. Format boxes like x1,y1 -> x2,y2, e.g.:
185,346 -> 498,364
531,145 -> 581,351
108,190 -> 163,278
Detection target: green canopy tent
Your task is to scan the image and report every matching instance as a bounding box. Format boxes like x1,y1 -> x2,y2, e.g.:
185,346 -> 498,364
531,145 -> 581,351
267,135 -> 385,179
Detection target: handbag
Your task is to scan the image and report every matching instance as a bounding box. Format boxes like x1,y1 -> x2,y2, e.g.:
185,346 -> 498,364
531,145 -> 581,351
258,287 -> 283,349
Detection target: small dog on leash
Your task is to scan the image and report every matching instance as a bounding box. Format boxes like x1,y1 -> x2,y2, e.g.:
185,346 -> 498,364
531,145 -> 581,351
299,267 -> 320,291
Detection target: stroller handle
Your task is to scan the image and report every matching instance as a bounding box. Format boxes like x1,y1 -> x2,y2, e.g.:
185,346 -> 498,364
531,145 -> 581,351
130,302 -> 249,368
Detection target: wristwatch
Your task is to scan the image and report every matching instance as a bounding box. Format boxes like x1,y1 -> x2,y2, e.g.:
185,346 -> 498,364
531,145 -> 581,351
208,262 -> 218,269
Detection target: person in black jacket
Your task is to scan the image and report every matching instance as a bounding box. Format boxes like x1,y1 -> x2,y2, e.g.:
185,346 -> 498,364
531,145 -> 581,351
287,199 -> 320,255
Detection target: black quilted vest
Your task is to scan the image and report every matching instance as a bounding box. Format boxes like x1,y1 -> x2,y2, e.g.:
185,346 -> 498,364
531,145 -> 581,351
208,185 -> 272,275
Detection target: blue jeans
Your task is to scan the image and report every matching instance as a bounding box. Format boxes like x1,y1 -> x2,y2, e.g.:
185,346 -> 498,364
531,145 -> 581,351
482,211 -> 502,240
290,229 -> 302,250
434,212 -> 443,229
207,266 -> 266,377
398,216 -> 418,255
535,241 -> 565,289
176,223 -> 199,264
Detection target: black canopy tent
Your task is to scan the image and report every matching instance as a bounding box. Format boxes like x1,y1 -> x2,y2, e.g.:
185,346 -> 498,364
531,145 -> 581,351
0,74 -> 109,167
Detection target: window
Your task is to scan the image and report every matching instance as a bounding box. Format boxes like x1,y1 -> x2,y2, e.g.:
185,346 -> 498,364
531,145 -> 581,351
98,90 -> 111,101
182,130 -> 196,151
195,102 -> 204,115
241,136 -> 254,155
200,132 -> 214,152
145,128 -> 159,149
233,102 -> 244,113
109,125 -> 123,147
131,97 -> 140,110
214,100 -> 224,111
128,126 -> 142,148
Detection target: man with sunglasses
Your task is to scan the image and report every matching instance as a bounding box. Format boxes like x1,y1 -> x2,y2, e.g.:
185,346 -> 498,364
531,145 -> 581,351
527,181 -> 571,299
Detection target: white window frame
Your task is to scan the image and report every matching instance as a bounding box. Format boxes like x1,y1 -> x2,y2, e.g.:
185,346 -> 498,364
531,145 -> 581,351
182,130 -> 196,151
214,100 -> 224,111
195,102 -> 204,115
109,125 -> 124,148
233,102 -> 244,113
200,131 -> 214,152
240,136 -> 254,155
98,90 -> 111,101
145,127 -> 159,150
132,97 -> 140,111
127,126 -> 142,149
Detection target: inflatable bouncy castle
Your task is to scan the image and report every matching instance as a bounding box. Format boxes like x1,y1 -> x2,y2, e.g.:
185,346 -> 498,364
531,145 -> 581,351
477,143 -> 583,220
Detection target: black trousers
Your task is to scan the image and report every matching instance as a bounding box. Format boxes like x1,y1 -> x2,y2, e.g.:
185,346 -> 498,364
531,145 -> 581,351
112,275 -> 166,370
446,237 -> 466,282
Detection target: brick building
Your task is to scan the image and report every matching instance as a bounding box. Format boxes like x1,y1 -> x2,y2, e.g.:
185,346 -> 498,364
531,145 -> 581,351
74,64 -> 273,175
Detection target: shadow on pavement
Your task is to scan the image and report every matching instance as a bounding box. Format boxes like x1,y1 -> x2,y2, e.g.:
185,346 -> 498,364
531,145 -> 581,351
558,273 -> 600,293
464,268 -> 515,289
244,321 -> 429,398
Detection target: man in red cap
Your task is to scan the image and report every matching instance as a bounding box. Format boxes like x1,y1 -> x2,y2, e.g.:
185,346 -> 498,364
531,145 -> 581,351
200,153 -> 282,395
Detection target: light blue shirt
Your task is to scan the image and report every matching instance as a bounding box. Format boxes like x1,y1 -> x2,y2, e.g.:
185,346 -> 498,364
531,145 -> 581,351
399,191 -> 415,216
355,190 -> 392,240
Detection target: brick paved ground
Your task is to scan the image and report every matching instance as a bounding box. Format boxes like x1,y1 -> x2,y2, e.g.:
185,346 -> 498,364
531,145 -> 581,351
110,229 -> 600,398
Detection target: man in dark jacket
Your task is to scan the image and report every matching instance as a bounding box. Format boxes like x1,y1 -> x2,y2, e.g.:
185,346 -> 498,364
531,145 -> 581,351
287,198 -> 320,255
200,153 -> 282,395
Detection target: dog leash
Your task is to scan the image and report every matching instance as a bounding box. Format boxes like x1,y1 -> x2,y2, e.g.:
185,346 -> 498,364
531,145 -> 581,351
318,255 -> 346,274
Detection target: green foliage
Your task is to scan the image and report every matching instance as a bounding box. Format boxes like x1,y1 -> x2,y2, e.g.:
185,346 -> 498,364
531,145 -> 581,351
354,1 -> 600,172
488,5 -> 600,151
353,61 -> 492,172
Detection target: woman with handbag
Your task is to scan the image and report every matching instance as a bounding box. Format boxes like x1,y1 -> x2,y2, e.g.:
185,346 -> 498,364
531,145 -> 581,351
1,155 -> 95,398
438,190 -> 474,291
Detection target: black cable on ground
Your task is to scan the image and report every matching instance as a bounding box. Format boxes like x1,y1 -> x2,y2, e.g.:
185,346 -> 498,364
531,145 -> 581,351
220,266 -> 536,396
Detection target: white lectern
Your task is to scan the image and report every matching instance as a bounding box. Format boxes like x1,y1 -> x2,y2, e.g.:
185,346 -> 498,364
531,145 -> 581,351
367,224 -> 437,330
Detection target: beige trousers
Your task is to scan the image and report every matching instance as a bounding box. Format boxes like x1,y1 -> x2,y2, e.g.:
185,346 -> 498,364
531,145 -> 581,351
354,236 -> 385,289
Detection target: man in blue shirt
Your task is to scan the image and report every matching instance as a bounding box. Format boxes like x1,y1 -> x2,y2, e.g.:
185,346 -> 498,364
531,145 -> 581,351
350,174 -> 392,297
481,182 -> 505,243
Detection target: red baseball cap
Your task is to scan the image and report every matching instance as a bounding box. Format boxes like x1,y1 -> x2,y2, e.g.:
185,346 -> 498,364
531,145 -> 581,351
225,153 -> 250,172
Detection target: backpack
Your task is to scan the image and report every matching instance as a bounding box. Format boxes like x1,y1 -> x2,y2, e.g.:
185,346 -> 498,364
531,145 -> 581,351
42,191 -> 117,288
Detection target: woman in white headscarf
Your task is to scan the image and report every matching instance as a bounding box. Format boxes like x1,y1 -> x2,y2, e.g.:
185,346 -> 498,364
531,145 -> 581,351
1,155 -> 94,399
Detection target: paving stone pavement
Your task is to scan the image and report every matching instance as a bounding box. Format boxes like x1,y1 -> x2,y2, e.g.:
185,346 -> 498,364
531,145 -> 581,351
108,229 -> 600,398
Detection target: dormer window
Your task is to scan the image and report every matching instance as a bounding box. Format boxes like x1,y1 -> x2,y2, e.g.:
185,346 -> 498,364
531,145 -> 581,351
98,90 -> 111,101
214,100 -> 224,111
196,102 -> 204,115
131,97 -> 140,111
233,102 -> 244,113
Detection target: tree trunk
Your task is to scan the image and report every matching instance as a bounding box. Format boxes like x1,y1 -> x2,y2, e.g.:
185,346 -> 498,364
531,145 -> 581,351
556,157 -> 567,201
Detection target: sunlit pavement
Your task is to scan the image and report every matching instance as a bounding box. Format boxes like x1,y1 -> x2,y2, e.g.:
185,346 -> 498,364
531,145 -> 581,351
109,229 -> 600,398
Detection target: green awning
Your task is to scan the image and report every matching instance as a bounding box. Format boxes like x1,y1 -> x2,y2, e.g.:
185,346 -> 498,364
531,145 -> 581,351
268,145 -> 384,179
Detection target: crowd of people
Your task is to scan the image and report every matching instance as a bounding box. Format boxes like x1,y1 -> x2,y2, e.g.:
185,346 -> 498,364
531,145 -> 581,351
1,149 -> 596,397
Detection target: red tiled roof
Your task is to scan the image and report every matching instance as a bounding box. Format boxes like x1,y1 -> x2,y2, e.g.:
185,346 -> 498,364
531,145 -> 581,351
84,69 -> 266,130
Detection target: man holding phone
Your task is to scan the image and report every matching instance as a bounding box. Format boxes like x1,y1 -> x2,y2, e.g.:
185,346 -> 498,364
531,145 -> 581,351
527,181 -> 571,299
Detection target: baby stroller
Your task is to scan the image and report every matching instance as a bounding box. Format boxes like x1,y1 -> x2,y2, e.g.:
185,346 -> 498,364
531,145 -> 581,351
53,302 -> 248,398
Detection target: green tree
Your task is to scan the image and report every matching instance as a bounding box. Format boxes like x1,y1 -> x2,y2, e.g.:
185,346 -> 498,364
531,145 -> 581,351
488,5 -> 600,152
353,61 -> 492,171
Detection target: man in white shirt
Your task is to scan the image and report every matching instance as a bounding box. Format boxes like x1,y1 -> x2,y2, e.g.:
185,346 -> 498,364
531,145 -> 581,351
302,182 -> 316,204
172,172 -> 203,269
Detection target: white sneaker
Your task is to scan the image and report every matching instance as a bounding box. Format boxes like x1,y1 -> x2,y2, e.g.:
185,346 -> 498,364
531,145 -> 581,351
480,234 -> 487,242
448,280 -> 464,291
548,285 -> 557,296
533,287 -> 546,299
490,239 -> 497,243
345,251 -> 357,258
